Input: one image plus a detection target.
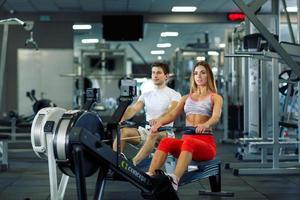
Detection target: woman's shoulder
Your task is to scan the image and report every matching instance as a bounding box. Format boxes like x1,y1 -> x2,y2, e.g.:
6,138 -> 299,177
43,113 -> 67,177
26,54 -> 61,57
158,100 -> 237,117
210,93 -> 223,101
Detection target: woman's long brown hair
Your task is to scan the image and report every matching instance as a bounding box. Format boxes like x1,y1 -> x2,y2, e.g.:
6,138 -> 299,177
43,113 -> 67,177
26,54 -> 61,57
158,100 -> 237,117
189,61 -> 217,94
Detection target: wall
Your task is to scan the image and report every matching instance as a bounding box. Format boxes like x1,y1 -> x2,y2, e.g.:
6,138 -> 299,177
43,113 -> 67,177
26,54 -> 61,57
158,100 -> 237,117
17,49 -> 73,116
0,21 -> 73,114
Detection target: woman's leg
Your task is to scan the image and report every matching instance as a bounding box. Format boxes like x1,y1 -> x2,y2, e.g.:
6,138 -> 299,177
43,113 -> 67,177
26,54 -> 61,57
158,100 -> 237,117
132,131 -> 167,165
173,151 -> 193,178
173,136 -> 216,179
147,137 -> 183,175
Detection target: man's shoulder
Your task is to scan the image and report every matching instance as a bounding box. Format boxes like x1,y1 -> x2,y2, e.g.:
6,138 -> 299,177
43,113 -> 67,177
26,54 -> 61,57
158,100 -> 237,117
165,87 -> 181,96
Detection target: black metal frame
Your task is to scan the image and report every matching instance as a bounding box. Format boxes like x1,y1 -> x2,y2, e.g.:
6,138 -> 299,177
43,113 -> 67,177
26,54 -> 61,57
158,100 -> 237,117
67,127 -> 179,200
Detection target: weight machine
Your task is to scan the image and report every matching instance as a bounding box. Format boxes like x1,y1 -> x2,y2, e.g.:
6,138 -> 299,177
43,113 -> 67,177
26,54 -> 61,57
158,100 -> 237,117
224,0 -> 300,175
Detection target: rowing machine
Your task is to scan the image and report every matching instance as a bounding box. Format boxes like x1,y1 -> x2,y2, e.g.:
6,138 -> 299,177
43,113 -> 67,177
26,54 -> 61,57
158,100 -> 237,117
52,111 -> 179,200
31,107 -> 69,200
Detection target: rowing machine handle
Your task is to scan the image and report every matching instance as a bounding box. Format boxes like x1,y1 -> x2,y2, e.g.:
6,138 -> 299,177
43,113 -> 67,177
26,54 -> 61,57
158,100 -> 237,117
120,120 -> 149,127
157,126 -> 196,134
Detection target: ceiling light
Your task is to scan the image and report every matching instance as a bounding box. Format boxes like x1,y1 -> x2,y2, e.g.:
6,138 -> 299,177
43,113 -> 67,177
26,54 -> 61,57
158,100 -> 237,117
134,78 -> 148,83
157,56 -> 162,60
219,43 -> 226,48
286,7 -> 297,12
151,50 -> 165,55
182,52 -> 197,56
73,24 -> 92,30
161,32 -> 179,37
171,6 -> 197,12
212,67 -> 218,74
208,51 -> 219,56
196,56 -> 206,61
156,43 -> 172,48
81,38 -> 99,44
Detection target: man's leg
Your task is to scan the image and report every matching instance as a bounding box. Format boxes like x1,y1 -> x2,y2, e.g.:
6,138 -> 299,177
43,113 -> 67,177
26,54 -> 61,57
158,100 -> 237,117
132,131 -> 167,165
112,127 -> 141,152
147,150 -> 168,175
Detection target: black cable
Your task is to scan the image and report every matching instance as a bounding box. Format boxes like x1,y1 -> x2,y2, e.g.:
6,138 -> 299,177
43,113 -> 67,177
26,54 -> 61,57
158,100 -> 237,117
0,0 -> 7,9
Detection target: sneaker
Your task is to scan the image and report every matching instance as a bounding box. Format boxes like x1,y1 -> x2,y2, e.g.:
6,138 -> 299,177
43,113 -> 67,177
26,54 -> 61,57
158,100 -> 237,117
120,152 -> 128,160
166,173 -> 179,191
120,153 -> 136,166
154,170 -> 178,191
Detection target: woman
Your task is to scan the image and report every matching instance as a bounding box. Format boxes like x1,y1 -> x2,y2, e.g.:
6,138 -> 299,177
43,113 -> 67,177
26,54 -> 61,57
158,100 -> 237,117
148,61 -> 223,191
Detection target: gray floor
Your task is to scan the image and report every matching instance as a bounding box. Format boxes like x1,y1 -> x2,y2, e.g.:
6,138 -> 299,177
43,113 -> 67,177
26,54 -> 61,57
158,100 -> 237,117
1,140 -> 300,200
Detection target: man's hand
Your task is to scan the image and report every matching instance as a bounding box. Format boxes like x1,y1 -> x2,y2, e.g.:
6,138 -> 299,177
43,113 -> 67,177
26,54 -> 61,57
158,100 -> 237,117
195,124 -> 209,134
149,119 -> 159,126
150,121 -> 162,134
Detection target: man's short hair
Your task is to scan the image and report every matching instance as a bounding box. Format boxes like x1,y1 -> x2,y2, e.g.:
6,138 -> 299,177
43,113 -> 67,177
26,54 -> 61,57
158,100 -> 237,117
151,62 -> 169,74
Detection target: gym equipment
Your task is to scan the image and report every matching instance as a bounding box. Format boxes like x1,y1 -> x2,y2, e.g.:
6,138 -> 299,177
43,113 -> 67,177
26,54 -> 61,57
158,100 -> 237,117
26,89 -> 55,115
31,88 -> 102,200
53,110 -> 105,177
156,126 -> 233,197
278,69 -> 299,96
0,18 -> 34,113
243,33 -> 278,52
224,0 -> 300,174
31,107 -> 69,200
1,90 -> 46,171
50,98 -> 178,199
46,85 -> 178,199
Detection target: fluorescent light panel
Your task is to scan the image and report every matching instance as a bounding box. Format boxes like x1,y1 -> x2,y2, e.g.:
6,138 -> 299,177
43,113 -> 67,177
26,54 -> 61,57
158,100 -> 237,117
286,7 -> 297,12
172,6 -> 197,12
182,52 -> 197,56
219,43 -> 226,48
151,50 -> 165,55
81,38 -> 99,44
208,51 -> 219,56
156,43 -> 172,48
73,24 -> 92,30
196,56 -> 206,61
161,32 -> 179,37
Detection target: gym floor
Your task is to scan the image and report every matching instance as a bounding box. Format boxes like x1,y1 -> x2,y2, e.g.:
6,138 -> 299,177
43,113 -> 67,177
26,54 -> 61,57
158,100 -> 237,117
1,134 -> 300,200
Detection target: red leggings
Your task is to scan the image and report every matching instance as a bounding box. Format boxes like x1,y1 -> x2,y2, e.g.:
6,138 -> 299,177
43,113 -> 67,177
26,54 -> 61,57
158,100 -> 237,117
157,134 -> 216,161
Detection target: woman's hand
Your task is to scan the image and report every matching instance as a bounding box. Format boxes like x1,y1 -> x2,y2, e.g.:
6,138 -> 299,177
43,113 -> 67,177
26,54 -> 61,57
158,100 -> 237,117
195,124 -> 210,134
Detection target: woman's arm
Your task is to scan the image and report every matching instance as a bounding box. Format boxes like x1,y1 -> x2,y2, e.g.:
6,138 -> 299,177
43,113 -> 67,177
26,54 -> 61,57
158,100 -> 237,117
201,94 -> 223,128
151,95 -> 188,131
195,94 -> 223,133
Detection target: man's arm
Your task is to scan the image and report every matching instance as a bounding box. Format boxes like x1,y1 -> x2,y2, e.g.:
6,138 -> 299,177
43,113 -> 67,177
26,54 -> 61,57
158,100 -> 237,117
120,100 -> 144,122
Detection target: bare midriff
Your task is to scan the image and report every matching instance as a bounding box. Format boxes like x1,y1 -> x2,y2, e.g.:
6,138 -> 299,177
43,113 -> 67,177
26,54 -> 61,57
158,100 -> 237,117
186,114 -> 210,126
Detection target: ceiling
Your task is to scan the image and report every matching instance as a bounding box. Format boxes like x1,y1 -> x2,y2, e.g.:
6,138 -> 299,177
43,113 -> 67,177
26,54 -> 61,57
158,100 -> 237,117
1,0 -> 299,64
1,0 -> 245,13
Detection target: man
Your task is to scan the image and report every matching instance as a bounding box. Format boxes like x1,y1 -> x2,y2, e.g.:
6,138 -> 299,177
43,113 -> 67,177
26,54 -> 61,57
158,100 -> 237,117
112,62 -> 181,166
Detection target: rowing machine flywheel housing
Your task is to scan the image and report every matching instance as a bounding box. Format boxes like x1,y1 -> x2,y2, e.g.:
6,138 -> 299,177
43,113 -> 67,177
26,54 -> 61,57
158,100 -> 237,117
53,110 -> 105,177
31,107 -> 66,159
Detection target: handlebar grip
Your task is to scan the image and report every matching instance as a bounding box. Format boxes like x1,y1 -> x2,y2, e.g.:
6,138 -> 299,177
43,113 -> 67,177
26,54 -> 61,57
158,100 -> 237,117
120,121 -> 136,126
157,126 -> 173,132
157,126 -> 211,135
120,120 -> 149,128
181,127 -> 196,135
